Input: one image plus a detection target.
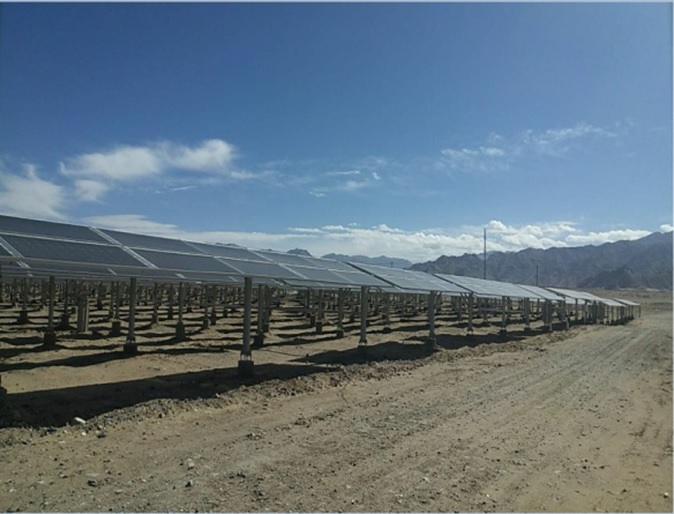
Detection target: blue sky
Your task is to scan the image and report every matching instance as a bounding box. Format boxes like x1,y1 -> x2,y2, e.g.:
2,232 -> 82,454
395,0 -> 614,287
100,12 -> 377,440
0,2 -> 672,262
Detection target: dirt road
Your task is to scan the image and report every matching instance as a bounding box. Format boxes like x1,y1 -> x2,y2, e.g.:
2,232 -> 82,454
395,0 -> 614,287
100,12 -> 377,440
0,291 -> 671,512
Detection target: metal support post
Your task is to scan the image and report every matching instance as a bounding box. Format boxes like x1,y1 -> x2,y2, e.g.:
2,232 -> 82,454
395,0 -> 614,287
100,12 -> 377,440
253,284 -> 265,347
427,291 -> 438,349
315,289 -> 324,334
238,277 -> 254,377
43,275 -> 57,347
467,294 -> 474,337
175,282 -> 186,340
336,288 -> 345,338
124,277 -> 138,354
523,297 -> 531,332
499,295 -> 508,337
358,286 -> 369,354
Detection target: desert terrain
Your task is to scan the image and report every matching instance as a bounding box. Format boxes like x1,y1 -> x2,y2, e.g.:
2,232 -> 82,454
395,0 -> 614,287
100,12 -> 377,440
0,288 -> 671,512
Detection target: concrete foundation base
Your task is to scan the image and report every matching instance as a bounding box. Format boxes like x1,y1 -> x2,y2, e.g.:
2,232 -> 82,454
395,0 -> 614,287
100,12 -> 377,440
123,342 -> 138,355
252,333 -> 265,348
315,322 -> 323,334
426,337 -> 438,350
167,306 -> 174,320
335,328 -> 345,339
109,320 -> 122,337
58,314 -> 71,331
210,312 -> 217,326
201,317 -> 210,330
43,330 -> 57,348
16,310 -> 29,324
238,359 -> 254,378
382,326 -> 392,334
174,322 -> 186,341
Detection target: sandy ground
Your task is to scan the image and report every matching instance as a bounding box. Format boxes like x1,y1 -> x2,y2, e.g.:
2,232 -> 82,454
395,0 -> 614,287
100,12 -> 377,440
0,288 -> 671,512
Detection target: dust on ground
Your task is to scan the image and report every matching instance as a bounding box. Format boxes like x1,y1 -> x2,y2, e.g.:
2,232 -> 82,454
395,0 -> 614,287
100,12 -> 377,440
0,289 -> 671,512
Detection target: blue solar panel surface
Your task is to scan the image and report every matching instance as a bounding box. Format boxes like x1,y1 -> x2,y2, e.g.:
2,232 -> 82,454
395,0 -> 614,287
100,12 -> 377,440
134,249 -> 240,274
516,284 -> 564,301
216,258 -> 301,280
348,263 -> 468,294
2,234 -> 146,268
189,242 -> 265,261
436,274 -> 541,299
101,229 -> 198,253
256,251 -> 316,267
0,214 -> 108,243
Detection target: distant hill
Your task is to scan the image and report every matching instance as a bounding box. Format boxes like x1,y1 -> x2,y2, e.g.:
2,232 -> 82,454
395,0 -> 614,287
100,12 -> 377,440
287,248 -> 313,257
409,231 -> 673,290
322,253 -> 413,270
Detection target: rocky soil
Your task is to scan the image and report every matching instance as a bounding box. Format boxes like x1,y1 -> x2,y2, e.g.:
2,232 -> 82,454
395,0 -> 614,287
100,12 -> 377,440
0,289 -> 671,512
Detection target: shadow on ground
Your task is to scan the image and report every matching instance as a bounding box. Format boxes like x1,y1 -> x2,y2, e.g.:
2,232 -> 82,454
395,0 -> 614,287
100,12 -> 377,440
2,361 -> 332,428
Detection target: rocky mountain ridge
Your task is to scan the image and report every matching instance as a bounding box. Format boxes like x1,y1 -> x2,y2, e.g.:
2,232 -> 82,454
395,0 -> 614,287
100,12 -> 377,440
410,231 -> 673,290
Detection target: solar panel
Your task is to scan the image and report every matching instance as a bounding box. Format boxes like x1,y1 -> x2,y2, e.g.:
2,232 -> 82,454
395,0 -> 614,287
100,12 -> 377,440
100,229 -> 198,253
546,287 -> 600,303
256,251 -> 317,267
286,265 -> 354,283
282,278 -> 361,291
349,262 -> 468,294
2,234 -> 146,268
328,269 -> 397,288
600,298 -> 625,307
0,214 -> 108,243
172,271 -> 243,284
0,244 -> 12,258
436,274 -> 541,299
215,258 -> 302,280
188,242 -> 265,261
133,249 -> 240,274
517,284 -> 565,301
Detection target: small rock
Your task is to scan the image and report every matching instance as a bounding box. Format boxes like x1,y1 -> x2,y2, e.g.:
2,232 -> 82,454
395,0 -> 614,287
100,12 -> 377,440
664,492 -> 669,498
186,479 -> 194,488
73,417 -> 87,426
186,459 -> 195,470
87,479 -> 98,487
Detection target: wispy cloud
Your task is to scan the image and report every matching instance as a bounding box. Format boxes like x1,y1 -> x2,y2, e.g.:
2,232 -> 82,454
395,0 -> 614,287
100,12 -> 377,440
59,139 -> 249,201
439,122 -> 618,174
0,163 -> 66,219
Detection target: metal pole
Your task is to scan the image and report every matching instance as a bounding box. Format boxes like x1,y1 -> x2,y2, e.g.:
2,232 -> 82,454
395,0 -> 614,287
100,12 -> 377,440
124,277 -> 138,354
238,276 -> 254,377
358,286 -> 368,349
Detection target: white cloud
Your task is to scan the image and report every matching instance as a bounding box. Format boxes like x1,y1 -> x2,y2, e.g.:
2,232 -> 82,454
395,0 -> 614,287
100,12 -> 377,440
660,224 -> 673,232
163,139 -> 235,172
565,229 -> 651,246
78,215 -> 658,263
60,146 -> 162,181
74,179 -> 110,202
60,139 -> 244,201
327,170 -> 360,176
439,122 -> 618,174
0,164 -> 66,219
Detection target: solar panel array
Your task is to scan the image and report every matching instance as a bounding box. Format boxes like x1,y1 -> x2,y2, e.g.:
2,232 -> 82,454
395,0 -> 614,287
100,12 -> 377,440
0,214 -> 637,309
435,274 -> 543,300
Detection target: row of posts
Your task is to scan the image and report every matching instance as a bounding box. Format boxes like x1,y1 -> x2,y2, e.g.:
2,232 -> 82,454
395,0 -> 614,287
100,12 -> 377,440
0,275 -> 634,378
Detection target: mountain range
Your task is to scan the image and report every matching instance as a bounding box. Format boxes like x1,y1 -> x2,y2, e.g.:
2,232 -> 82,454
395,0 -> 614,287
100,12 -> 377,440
409,231 -> 673,290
